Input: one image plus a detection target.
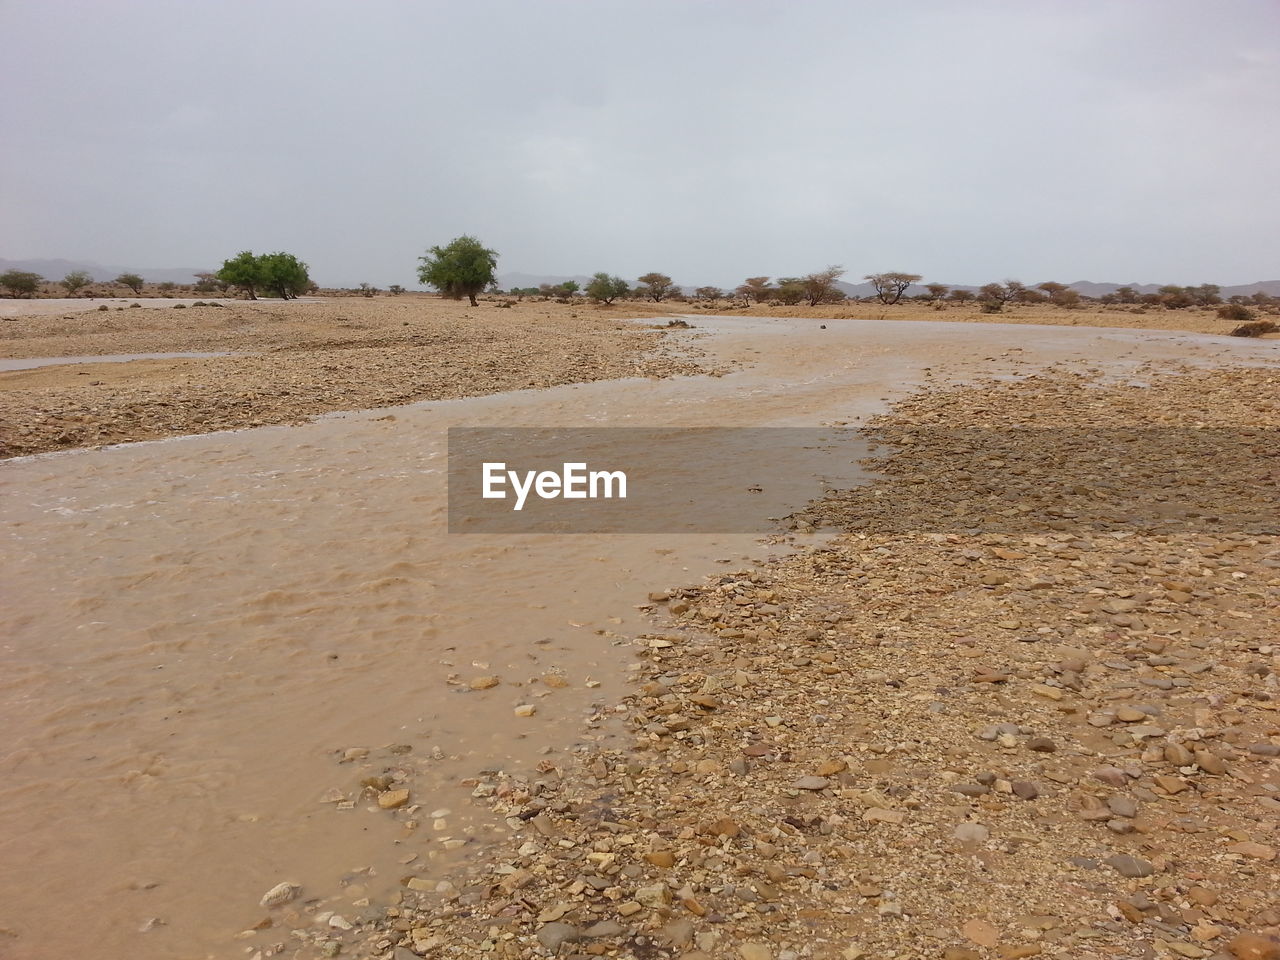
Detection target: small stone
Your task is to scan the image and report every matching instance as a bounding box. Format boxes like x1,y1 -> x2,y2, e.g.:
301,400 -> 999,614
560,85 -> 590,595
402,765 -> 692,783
1012,781 -> 1040,800
536,922 -> 581,952
514,704 -> 536,717
864,807 -> 906,824
1103,854 -> 1154,878
636,883 -> 671,908
954,823 -> 990,843
259,882 -> 300,908
962,918 -> 999,948
583,920 -> 626,938
1227,933 -> 1280,960
1026,737 -> 1056,753
1030,684 -> 1063,701
739,944 -> 773,960
1226,841 -> 1276,861
644,851 -> 676,868
469,675 -> 500,690
1107,796 -> 1138,818
378,789 -> 410,810
944,950 -> 982,960
1153,774 -> 1188,794
1116,706 -> 1147,722
816,759 -> 848,776
791,776 -> 830,791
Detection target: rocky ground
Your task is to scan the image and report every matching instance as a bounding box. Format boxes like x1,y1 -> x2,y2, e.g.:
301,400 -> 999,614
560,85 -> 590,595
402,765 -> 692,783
0,297 -> 696,457
234,361 -> 1280,960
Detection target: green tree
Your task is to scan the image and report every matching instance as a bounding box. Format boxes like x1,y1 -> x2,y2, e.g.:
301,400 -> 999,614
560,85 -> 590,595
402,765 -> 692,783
1,270 -> 42,297
62,270 -> 92,295
585,272 -> 629,304
115,272 -> 145,295
694,286 -> 724,301
216,252 -> 260,299
257,251 -> 312,299
923,283 -> 949,302
866,271 -> 921,305
558,281 -> 580,298
636,272 -> 677,302
417,235 -> 498,306
1114,286 -> 1138,303
388,284 -> 405,296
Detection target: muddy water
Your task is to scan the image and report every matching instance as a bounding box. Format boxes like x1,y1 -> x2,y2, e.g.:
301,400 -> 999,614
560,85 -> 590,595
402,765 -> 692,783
1,317 -> 1269,959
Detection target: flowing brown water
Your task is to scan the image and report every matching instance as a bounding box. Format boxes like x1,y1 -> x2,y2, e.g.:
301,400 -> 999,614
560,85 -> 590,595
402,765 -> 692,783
1,317 -> 1269,959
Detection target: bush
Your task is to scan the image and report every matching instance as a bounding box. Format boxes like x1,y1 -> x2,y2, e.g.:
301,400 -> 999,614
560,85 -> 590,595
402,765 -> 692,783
173,304 -> 186,309
1230,319 -> 1277,337
1217,303 -> 1255,323
980,300 -> 1003,313
97,304 -> 109,311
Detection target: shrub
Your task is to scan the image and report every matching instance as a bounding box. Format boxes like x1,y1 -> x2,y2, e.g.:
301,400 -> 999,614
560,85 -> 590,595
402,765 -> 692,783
980,300 -> 1003,313
173,304 -> 186,309
1217,303 -> 1255,323
1230,319 -> 1277,337
97,304 -> 109,311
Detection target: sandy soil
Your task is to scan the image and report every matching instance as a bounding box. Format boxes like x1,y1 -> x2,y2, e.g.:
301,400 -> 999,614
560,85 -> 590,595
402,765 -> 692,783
0,297 -> 693,457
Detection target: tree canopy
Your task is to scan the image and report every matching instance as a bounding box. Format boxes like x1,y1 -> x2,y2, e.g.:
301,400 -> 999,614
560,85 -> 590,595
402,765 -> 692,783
417,235 -> 498,306
866,272 -> 921,305
115,272 -> 145,295
636,272 -> 677,302
586,273 -> 629,304
214,251 -> 311,300
62,270 -> 92,295
1,270 -> 42,298
802,266 -> 846,306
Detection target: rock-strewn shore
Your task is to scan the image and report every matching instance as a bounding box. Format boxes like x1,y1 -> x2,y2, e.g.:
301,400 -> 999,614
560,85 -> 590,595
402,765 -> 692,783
258,363 -> 1278,960
0,298 -> 698,458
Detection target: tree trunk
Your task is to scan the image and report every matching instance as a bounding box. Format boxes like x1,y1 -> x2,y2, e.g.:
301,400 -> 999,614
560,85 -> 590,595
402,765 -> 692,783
468,292 -> 478,306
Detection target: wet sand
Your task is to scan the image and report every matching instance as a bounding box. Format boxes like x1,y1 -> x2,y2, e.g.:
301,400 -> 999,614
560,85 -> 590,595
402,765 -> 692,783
0,317 -> 1275,959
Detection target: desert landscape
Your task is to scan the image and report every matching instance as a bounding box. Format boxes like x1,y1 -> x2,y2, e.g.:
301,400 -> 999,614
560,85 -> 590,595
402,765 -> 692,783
3,2 -> 1279,959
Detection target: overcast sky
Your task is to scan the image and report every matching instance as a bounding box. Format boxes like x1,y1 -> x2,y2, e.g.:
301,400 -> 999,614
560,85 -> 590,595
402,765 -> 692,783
3,0 -> 1277,288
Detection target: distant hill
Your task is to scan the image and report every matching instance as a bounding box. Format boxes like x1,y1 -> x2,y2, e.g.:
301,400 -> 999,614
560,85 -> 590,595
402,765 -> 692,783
0,258 -> 212,284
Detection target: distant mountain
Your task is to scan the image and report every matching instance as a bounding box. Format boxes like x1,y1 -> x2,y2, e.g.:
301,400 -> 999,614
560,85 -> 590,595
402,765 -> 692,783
0,258 -> 213,284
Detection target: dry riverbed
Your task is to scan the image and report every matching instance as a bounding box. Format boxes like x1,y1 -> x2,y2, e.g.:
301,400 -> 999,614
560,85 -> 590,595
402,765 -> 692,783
270,363 -> 1280,960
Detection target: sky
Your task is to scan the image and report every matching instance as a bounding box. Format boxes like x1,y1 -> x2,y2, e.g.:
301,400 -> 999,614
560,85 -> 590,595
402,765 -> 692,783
2,0 -> 1278,289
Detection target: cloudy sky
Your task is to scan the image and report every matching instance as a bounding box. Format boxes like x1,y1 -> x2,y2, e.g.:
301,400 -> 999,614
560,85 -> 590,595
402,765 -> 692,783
3,0 -> 1277,288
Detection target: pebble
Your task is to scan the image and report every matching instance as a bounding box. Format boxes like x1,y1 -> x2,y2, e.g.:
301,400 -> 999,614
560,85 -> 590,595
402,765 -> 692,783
377,789 -> 410,810
259,882 -> 300,908
513,704 -> 536,717
1103,854 -> 1154,878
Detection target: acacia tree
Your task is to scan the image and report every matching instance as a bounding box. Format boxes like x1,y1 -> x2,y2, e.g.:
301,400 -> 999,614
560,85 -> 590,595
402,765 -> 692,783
694,286 -> 723,301
636,272 -> 677,302
801,266 -> 846,306
1,270 -> 42,298
586,273 -> 629,304
923,282 -> 949,302
258,252 -> 312,300
62,270 -> 92,295
949,289 -> 975,303
866,271 -> 921,305
417,235 -> 498,306
115,272 -> 145,295
738,276 -> 773,302
216,252 -> 260,299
